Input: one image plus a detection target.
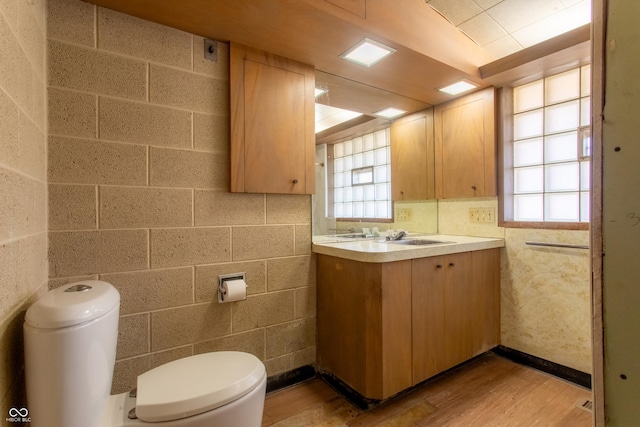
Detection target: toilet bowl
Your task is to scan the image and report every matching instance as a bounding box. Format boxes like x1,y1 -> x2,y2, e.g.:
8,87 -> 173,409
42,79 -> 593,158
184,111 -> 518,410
23,280 -> 266,427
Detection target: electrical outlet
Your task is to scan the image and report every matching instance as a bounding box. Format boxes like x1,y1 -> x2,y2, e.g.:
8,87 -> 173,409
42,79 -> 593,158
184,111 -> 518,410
396,208 -> 413,222
469,207 -> 495,223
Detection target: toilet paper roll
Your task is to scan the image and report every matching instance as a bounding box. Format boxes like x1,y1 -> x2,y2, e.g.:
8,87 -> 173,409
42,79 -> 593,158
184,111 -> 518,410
220,279 -> 247,302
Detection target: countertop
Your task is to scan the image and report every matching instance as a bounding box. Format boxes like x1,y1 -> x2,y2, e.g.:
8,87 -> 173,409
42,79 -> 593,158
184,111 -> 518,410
312,234 -> 505,263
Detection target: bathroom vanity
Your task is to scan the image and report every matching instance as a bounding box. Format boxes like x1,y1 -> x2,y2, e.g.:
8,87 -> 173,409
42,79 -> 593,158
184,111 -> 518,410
313,235 -> 503,401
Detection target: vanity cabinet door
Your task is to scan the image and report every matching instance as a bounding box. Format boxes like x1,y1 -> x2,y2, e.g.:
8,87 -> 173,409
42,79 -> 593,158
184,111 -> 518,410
412,254 -> 447,383
390,109 -> 435,201
412,251 -> 487,384
471,248 -> 501,353
443,252 -> 474,369
434,87 -> 496,199
230,42 -> 315,194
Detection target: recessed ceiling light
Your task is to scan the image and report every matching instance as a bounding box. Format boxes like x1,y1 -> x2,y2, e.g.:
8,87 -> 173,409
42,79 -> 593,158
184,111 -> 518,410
340,38 -> 396,67
374,107 -> 406,119
315,88 -> 328,97
439,80 -> 478,95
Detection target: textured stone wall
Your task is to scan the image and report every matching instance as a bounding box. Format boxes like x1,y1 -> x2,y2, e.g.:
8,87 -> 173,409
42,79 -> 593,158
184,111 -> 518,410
438,197 -> 592,373
47,0 -> 315,394
0,0 -> 48,415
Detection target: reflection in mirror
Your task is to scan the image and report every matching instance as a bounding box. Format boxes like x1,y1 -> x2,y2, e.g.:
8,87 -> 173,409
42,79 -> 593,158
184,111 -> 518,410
312,72 -> 439,238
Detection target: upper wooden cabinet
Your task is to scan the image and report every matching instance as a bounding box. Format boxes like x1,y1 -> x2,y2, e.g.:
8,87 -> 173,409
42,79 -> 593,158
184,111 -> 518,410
434,87 -> 496,199
390,108 -> 435,201
230,43 -> 315,194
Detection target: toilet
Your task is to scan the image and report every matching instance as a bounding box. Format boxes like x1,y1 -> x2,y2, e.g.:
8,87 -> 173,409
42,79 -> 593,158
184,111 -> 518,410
23,280 -> 266,427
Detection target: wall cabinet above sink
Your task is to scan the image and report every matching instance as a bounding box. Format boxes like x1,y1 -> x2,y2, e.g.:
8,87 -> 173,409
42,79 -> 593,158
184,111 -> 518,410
390,87 -> 497,202
230,43 -> 315,194
390,108 -> 435,201
434,87 -> 497,199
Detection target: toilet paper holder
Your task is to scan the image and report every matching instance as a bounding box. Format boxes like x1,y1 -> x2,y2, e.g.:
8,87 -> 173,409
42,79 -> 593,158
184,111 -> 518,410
218,272 -> 247,303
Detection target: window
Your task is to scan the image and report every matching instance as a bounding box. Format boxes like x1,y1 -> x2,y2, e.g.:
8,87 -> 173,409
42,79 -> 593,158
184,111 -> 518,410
506,65 -> 591,226
332,129 -> 392,220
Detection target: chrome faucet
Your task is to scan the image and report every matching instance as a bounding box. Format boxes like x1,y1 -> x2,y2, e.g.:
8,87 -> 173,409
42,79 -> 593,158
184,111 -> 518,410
387,230 -> 407,241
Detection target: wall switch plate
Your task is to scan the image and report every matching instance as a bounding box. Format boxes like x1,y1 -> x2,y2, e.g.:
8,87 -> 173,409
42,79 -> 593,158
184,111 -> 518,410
396,208 -> 413,222
469,207 -> 495,223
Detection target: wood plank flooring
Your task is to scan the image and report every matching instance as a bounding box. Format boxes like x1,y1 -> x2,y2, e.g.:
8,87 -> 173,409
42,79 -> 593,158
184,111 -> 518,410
262,353 -> 593,426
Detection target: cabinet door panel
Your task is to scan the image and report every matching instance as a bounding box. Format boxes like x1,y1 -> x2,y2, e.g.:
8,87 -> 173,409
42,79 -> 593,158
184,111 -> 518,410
412,256 -> 446,383
391,110 -> 435,201
443,252 -> 474,369
440,100 -> 485,198
435,87 -> 496,199
471,248 -> 501,353
230,43 -> 315,194
243,60 -> 307,193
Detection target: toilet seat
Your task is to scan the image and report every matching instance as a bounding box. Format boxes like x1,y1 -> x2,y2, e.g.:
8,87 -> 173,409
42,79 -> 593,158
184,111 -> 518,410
135,351 -> 265,423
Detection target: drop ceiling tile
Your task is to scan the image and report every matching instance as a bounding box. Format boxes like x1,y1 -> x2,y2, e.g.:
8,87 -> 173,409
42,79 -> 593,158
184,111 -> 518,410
560,0 -> 583,6
511,10 -> 576,48
458,12 -> 508,47
482,34 -> 523,60
567,0 -> 592,25
473,0 -> 503,9
487,0 -> 565,33
427,0 -> 483,25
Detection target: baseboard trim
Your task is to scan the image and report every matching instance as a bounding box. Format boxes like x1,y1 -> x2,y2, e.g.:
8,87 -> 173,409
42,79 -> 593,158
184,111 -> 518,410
318,371 -> 380,410
492,345 -> 592,389
266,365 -> 316,394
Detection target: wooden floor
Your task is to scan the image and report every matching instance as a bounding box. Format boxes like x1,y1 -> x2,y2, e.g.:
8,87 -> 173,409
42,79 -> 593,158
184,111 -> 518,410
262,353 -> 593,426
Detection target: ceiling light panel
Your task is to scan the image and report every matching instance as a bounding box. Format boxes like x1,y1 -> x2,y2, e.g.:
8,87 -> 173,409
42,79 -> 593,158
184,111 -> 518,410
439,80 -> 478,95
340,38 -> 396,67
374,107 -> 406,119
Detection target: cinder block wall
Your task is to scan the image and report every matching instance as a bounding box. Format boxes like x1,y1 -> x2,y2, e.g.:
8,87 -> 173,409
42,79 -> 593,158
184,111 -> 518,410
0,0 -> 48,414
47,0 -> 315,393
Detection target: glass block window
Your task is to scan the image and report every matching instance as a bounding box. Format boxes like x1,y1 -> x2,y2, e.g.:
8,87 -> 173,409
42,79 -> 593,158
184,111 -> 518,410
333,129 -> 392,219
512,65 -> 591,223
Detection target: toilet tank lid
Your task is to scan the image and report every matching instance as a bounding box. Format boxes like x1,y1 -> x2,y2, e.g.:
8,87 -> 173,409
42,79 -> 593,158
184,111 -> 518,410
25,280 -> 120,329
136,351 -> 266,423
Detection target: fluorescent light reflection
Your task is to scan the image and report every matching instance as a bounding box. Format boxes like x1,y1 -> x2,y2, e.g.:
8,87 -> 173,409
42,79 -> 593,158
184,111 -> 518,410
315,88 -> 328,97
315,103 -> 363,133
374,107 -> 406,119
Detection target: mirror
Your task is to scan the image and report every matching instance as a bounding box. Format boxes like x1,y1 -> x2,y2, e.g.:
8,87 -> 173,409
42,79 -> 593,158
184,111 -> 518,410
312,72 -> 439,238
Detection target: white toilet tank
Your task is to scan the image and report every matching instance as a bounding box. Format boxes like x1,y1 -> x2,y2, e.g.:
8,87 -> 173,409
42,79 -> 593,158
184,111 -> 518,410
24,280 -> 120,427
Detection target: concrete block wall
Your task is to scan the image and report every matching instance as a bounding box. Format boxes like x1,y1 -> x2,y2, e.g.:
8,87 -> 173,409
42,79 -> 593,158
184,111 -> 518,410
0,0 -> 48,414
47,0 -> 315,393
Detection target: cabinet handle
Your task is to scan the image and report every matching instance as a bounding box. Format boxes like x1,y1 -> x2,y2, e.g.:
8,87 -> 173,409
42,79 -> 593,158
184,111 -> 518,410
292,179 -> 299,184
471,185 -> 477,191
436,264 -> 443,269
449,262 -> 455,267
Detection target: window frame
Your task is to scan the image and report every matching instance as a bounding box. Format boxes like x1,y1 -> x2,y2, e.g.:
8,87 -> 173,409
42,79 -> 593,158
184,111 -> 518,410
498,69 -> 591,231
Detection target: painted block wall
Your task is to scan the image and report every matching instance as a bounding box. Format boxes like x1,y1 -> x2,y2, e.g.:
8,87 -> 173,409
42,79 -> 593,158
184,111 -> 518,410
0,0 -> 48,415
47,0 -> 315,394
602,0 -> 640,423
